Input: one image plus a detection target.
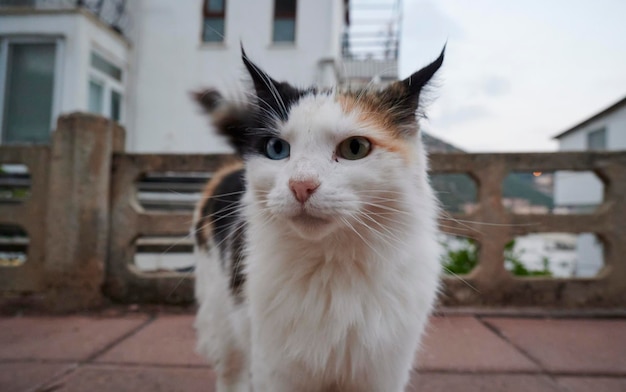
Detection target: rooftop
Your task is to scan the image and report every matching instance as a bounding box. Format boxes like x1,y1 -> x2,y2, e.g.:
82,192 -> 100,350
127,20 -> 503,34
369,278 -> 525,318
1,309 -> 625,392
553,94 -> 626,139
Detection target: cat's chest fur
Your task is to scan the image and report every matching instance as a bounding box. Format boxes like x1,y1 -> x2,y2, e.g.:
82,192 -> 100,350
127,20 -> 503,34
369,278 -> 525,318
243,213 -> 435,378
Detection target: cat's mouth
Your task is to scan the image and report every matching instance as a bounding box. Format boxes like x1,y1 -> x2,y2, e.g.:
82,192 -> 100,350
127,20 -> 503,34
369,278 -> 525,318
289,212 -> 331,227
286,211 -> 335,240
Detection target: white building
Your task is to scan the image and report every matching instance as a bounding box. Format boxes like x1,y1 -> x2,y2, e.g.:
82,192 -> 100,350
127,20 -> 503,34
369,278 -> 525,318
0,0 -> 348,152
1,0 -> 404,153
127,0 -> 348,153
552,95 -> 626,276
0,0 -> 130,145
553,95 -> 626,210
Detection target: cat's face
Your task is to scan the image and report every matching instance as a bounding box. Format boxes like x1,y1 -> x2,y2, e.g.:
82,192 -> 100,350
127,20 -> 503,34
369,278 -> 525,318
245,93 -> 419,240
195,48 -> 444,240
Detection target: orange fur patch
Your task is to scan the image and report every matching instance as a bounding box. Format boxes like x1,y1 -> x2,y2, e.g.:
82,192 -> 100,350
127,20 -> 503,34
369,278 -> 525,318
337,94 -> 415,163
194,159 -> 244,248
220,348 -> 246,383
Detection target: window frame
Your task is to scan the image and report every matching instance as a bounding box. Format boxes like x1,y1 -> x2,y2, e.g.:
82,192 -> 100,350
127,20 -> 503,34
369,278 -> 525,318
202,0 -> 227,43
0,36 -> 65,145
87,49 -> 124,123
272,0 -> 297,43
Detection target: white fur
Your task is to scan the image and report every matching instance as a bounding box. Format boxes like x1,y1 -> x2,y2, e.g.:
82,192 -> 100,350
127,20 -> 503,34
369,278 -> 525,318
195,94 -> 441,392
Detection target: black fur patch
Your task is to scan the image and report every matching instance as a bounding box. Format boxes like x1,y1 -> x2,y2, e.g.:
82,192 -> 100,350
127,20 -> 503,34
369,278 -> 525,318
242,48 -> 311,122
194,87 -> 307,158
203,168 -> 248,300
194,49 -> 317,158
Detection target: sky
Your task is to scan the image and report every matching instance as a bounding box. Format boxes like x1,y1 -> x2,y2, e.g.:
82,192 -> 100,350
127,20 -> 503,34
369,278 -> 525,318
397,0 -> 626,152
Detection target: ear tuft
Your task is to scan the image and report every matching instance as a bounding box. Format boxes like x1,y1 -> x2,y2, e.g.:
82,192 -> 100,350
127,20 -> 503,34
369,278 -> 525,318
368,46 -> 445,136
240,47 -> 304,121
402,45 -> 445,100
240,46 -> 280,101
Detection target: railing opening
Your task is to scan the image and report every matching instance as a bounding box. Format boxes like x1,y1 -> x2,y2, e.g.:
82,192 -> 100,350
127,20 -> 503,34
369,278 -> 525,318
0,224 -> 28,267
0,164 -> 31,203
431,173 -> 477,214
440,234 -> 479,276
506,232 -> 604,278
553,170 -> 604,214
135,171 -> 209,212
502,170 -> 604,214
134,236 -> 195,272
502,171 -> 554,214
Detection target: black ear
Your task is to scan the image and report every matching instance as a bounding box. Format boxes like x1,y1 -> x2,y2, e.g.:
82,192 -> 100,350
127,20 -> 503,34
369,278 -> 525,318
401,45 -> 445,105
193,88 -> 255,156
241,46 -> 304,121
377,46 -> 445,133
193,89 -> 224,113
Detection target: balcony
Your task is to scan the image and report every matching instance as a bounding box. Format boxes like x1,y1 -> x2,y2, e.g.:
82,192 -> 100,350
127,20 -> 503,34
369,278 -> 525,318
0,0 -> 129,35
340,0 -> 400,87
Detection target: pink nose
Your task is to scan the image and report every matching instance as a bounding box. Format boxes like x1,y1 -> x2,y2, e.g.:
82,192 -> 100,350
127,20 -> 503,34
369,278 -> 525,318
289,179 -> 320,203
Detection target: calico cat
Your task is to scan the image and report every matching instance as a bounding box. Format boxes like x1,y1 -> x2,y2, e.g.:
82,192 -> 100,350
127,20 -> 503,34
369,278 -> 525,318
193,47 -> 444,392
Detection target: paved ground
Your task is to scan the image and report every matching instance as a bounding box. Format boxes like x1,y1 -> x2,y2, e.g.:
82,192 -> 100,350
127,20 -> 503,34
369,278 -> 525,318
1,312 -> 625,391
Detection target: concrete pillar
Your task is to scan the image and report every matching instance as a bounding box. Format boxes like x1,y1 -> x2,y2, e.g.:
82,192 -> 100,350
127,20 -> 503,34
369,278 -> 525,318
43,113 -> 125,312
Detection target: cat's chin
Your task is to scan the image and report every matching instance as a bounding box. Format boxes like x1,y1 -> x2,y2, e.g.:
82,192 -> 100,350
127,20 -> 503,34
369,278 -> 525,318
286,213 -> 336,241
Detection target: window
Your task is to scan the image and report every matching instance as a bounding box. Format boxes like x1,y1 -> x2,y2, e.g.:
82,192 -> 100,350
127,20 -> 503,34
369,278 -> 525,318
202,0 -> 226,42
87,51 -> 124,123
1,41 -> 59,144
111,90 -> 122,122
587,128 -> 606,150
88,80 -> 104,114
91,52 -> 122,81
273,0 -> 297,42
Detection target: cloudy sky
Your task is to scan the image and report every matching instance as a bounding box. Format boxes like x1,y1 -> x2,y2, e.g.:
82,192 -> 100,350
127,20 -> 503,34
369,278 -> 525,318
398,0 -> 626,152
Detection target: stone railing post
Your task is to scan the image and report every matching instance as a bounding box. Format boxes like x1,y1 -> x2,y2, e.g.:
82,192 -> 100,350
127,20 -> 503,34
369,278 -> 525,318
43,113 -> 125,311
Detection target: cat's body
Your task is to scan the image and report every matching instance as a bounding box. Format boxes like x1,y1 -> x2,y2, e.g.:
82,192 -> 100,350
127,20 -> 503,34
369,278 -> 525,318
193,48 -> 444,392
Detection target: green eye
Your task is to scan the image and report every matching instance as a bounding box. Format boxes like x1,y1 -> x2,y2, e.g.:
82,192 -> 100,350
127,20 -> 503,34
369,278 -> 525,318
338,137 -> 372,160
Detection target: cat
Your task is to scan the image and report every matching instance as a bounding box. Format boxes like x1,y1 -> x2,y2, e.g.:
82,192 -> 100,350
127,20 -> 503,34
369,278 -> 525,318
193,47 -> 445,392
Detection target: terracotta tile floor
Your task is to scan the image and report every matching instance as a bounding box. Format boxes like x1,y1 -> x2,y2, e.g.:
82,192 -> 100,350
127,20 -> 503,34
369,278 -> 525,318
1,313 -> 624,391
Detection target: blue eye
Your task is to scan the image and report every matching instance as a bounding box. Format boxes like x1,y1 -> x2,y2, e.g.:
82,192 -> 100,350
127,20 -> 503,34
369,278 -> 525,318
264,137 -> 290,160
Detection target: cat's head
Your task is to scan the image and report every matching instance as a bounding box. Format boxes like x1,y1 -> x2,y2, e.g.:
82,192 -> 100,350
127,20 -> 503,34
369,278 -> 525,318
195,47 -> 444,240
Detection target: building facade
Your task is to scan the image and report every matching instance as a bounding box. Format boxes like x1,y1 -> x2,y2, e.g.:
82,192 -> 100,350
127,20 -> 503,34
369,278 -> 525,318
126,0 -> 348,152
0,0 -> 354,152
0,0 -> 130,145
553,95 -> 626,277
553,96 -> 626,209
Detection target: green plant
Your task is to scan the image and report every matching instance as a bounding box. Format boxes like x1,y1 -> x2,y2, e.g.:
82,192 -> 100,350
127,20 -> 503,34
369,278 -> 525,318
441,238 -> 552,277
441,238 -> 478,275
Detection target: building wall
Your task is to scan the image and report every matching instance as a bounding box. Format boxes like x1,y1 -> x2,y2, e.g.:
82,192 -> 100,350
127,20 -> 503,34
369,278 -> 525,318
553,105 -> 625,278
127,0 -> 344,153
557,107 -> 626,151
554,105 -> 626,207
0,10 -> 129,140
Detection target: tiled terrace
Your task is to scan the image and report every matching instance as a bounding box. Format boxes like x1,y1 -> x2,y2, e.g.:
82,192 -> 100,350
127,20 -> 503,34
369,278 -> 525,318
1,310 -> 625,392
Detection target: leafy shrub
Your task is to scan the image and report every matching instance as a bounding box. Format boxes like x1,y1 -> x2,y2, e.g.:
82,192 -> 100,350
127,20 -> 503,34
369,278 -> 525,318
441,238 -> 552,277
